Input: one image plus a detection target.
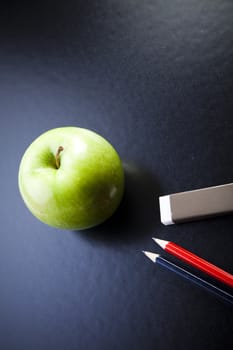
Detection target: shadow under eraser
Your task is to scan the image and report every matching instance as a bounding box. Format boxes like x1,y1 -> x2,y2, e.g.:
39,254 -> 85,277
159,183 -> 233,225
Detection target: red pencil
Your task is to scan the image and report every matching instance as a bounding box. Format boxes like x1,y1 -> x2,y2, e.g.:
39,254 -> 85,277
153,238 -> 233,288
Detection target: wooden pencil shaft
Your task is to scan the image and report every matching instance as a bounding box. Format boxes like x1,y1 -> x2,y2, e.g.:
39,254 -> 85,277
157,256 -> 233,306
165,242 -> 233,288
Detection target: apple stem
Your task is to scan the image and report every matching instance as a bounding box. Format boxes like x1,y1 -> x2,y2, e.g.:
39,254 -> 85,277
55,146 -> 64,169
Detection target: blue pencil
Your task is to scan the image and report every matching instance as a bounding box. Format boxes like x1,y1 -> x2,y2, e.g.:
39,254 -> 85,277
143,251 -> 233,306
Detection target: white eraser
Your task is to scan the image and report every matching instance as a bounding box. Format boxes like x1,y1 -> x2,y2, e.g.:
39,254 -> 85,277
159,182 -> 233,225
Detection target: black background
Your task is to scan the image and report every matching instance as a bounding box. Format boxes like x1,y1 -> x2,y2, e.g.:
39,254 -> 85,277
0,1 -> 233,349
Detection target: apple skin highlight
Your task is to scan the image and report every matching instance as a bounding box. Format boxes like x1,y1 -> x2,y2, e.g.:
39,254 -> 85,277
18,127 -> 125,230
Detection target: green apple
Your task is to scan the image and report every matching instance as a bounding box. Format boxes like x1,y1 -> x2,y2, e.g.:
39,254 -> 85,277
18,127 -> 125,230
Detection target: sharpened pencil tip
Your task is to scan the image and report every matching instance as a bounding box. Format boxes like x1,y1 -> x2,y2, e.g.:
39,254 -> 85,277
142,251 -> 159,263
152,238 -> 169,249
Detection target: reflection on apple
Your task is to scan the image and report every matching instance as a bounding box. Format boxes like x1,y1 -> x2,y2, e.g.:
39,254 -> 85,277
18,127 -> 125,230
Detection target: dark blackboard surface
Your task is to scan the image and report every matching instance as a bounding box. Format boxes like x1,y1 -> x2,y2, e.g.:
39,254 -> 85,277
0,1 -> 233,349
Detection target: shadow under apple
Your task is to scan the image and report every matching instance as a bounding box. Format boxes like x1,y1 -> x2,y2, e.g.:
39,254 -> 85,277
74,162 -> 163,245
